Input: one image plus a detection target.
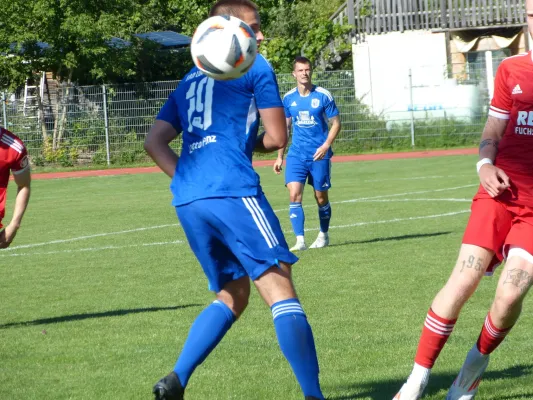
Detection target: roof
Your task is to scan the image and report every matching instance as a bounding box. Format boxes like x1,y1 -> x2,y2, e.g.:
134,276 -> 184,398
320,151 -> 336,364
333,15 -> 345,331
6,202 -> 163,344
10,31 -> 192,54
134,31 -> 191,47
8,41 -> 50,54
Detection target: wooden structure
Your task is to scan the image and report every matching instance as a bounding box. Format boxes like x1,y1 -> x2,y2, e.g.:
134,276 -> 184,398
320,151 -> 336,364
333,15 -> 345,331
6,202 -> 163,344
332,0 -> 526,38
332,0 -> 528,82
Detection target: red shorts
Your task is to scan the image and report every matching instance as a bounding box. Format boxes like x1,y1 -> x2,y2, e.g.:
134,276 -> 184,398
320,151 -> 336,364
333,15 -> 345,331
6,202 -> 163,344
462,198 -> 533,275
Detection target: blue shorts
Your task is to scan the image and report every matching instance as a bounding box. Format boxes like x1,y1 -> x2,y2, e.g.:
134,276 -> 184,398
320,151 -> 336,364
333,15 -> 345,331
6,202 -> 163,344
176,192 -> 298,293
285,156 -> 332,191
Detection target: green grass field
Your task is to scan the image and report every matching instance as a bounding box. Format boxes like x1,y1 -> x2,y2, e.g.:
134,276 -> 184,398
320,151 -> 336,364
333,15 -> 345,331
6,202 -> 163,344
1,154 -> 532,400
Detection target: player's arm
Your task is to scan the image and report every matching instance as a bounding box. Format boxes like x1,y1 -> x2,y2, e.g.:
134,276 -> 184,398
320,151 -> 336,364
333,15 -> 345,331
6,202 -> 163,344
273,117 -> 291,174
255,107 -> 288,153
477,116 -> 509,198
144,120 -> 179,178
0,167 -> 31,249
313,115 -> 341,161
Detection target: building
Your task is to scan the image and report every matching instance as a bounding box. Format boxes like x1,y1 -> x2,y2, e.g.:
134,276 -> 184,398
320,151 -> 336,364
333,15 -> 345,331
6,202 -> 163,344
332,0 -> 527,120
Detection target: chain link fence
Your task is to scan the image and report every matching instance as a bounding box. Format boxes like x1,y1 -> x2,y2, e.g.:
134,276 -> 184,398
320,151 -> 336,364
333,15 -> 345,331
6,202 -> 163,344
1,65 -> 499,166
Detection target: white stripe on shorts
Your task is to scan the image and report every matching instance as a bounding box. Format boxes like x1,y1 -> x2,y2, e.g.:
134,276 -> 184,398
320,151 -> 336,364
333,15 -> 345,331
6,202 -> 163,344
242,197 -> 278,248
249,197 -> 279,246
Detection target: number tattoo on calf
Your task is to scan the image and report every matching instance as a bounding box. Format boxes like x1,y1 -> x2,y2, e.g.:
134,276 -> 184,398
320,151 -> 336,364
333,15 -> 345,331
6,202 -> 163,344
460,254 -> 484,273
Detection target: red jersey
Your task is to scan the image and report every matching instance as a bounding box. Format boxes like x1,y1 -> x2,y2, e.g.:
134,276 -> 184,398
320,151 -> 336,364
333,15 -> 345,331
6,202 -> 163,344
0,128 -> 29,227
475,51 -> 533,206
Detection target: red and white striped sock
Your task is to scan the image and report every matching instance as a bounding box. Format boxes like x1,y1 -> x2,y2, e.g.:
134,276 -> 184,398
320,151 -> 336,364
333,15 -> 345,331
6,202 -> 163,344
476,313 -> 512,355
414,308 -> 457,368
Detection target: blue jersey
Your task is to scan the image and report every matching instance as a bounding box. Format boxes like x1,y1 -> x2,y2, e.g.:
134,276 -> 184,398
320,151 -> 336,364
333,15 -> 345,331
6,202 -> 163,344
283,85 -> 339,160
157,55 -> 283,206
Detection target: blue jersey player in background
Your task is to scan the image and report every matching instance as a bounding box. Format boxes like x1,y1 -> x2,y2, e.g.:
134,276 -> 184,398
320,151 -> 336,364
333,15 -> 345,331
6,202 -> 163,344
274,56 -> 341,251
144,2 -> 324,399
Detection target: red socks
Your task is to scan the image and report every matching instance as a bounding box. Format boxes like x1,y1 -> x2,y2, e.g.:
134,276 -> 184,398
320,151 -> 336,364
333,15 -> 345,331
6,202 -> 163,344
413,309 -> 512,369
476,313 -> 512,355
414,308 -> 457,368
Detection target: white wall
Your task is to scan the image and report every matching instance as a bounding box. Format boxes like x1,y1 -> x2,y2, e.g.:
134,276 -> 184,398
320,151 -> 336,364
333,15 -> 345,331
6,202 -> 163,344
353,30 -> 481,121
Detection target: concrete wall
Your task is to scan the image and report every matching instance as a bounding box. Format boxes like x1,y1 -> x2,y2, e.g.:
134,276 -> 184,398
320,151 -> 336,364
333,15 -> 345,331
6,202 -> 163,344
352,29 -> 524,122
353,31 -> 448,118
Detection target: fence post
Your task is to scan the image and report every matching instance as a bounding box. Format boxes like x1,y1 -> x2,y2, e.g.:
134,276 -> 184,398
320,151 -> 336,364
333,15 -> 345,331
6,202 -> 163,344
347,0 -> 355,26
408,68 -> 415,148
1,92 -> 7,128
485,50 -> 494,100
102,84 -> 111,166
440,0 -> 447,29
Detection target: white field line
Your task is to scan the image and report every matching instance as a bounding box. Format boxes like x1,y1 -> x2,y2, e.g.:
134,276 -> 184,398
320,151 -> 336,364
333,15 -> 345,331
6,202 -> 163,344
36,188 -> 171,202
272,184 -> 477,212
0,185 -> 474,256
302,210 -> 470,232
37,176 -> 475,200
336,184 -> 476,203
0,224 -> 180,252
362,174 -> 473,183
0,240 -> 184,258
0,210 -> 470,258
355,198 -> 471,203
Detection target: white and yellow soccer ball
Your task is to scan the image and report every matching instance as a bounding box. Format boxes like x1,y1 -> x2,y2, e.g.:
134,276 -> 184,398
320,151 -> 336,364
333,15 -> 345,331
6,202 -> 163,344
190,15 -> 257,81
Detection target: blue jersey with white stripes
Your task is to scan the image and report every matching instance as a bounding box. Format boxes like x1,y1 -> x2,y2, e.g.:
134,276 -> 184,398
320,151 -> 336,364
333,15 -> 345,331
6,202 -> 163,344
157,55 -> 282,206
283,85 -> 339,161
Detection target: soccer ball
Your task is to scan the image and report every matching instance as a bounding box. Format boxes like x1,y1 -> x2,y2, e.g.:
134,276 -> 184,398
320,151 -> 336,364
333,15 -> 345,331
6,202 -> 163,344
191,15 -> 257,81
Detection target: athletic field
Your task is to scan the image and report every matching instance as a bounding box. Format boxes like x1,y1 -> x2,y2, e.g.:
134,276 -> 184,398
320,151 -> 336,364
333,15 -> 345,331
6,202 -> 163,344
1,153 -> 532,399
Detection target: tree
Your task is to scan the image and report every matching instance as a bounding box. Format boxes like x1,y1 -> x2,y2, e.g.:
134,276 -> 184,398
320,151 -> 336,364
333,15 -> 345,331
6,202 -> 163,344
0,0 -> 209,152
0,0 -> 353,157
260,0 -> 352,72
0,0 -> 216,89
0,0 -> 351,87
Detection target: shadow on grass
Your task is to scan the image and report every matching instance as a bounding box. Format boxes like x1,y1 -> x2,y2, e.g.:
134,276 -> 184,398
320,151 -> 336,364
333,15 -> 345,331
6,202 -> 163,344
0,304 -> 202,329
328,231 -> 453,248
326,363 -> 533,400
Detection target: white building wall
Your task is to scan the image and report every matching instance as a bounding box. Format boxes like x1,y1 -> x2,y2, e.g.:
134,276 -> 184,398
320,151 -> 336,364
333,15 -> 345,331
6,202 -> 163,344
353,30 -> 481,121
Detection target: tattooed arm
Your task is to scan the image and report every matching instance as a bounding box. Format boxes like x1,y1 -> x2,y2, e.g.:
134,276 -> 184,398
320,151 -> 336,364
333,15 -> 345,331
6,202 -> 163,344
479,116 -> 508,161
478,116 -> 510,198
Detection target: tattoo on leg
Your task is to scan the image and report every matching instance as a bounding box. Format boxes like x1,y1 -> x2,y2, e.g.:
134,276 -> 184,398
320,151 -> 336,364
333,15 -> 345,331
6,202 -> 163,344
479,139 -> 499,151
504,269 -> 533,294
460,254 -> 484,272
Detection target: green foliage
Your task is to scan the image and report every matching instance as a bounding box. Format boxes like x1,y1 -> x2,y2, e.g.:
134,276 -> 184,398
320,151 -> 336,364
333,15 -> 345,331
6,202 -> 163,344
0,0 -> 204,89
0,0 -> 351,87
91,149 -> 109,165
42,138 -> 79,166
261,38 -> 302,72
260,0 -> 350,72
389,116 -> 483,149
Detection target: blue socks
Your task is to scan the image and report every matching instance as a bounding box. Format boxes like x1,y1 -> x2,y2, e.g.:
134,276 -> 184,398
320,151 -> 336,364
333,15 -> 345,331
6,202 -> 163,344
174,300 -> 235,387
172,298 -> 323,399
318,202 -> 331,233
271,299 -> 323,399
289,202 -> 305,236
289,202 -> 331,236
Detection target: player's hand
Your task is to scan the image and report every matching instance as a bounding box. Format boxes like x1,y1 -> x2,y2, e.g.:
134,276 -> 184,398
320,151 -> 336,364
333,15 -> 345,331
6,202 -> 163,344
313,144 -> 330,161
479,164 -> 510,198
0,224 -> 18,249
273,157 -> 283,175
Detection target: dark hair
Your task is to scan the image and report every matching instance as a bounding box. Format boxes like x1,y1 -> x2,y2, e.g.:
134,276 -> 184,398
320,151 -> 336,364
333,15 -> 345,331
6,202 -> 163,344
293,56 -> 312,70
209,0 -> 258,18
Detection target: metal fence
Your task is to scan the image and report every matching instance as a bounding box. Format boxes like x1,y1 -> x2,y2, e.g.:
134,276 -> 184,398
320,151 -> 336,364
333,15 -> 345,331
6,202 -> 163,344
1,66 -> 496,166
